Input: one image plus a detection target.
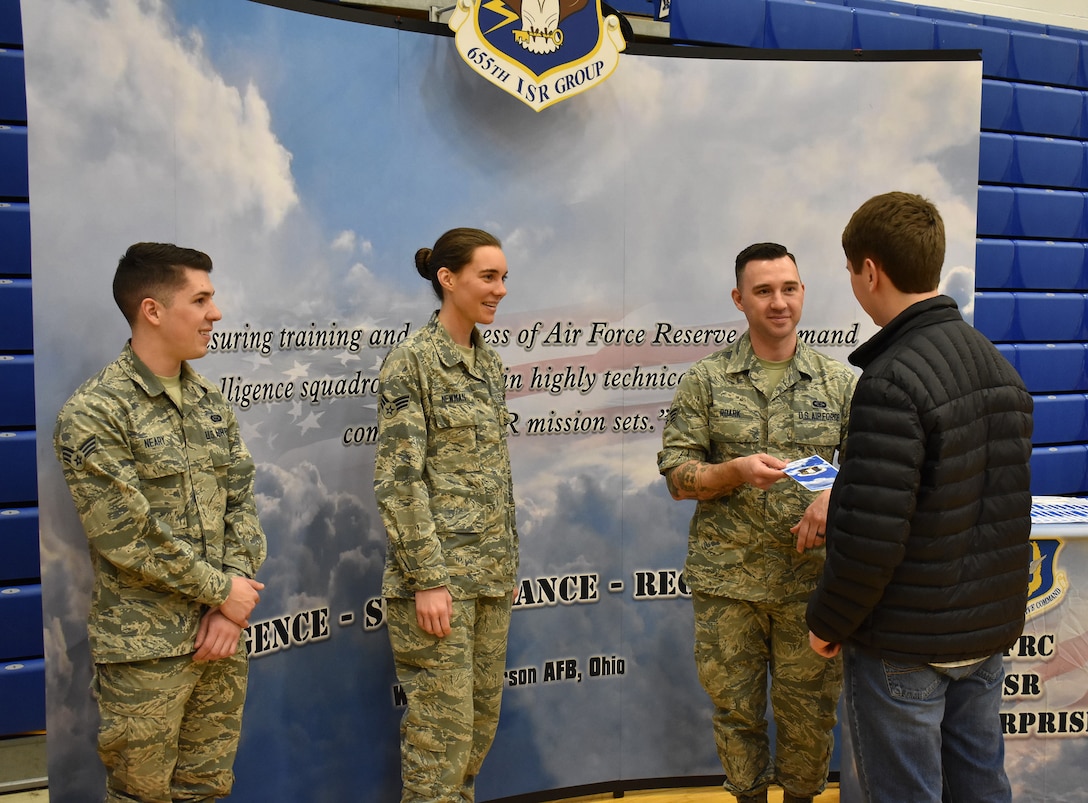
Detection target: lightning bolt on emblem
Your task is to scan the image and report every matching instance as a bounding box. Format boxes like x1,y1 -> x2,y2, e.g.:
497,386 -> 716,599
482,0 -> 519,34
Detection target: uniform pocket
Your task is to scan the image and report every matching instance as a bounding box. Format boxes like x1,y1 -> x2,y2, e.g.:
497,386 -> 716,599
791,414 -> 844,452
132,441 -> 189,531
430,405 -> 482,473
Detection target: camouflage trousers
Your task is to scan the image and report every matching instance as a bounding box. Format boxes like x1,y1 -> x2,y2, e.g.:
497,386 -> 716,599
692,592 -> 842,799
386,594 -> 512,803
92,649 -> 248,803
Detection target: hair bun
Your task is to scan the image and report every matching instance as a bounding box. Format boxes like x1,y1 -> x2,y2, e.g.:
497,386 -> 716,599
414,247 -> 432,280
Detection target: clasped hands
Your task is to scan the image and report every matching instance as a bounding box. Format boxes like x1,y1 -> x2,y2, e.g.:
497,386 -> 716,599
195,576 -> 264,662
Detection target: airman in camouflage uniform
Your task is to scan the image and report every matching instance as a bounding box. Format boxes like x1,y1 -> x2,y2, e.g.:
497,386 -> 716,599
658,243 -> 855,803
54,243 -> 266,803
375,229 -> 518,803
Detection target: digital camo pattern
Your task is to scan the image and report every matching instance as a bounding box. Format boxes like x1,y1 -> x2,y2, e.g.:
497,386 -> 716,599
658,332 -> 857,603
387,596 -> 512,803
54,344 -> 267,663
693,593 -> 842,797
375,314 -> 519,600
94,650 -> 249,802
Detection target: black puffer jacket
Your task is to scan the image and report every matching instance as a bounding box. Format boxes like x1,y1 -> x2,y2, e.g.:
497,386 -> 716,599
806,295 -> 1033,662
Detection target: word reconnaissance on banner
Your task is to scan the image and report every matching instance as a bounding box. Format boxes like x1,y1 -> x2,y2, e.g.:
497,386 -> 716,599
243,568 -> 685,659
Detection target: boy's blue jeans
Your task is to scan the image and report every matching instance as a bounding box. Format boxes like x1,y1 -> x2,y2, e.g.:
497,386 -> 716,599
842,643 -> 1011,803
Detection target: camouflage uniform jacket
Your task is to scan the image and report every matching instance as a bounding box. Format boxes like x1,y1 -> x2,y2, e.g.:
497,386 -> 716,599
375,313 -> 518,600
658,331 -> 856,603
54,343 -> 266,664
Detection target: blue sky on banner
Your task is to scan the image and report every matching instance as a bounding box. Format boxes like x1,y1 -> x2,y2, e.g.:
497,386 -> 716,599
24,0 -> 993,800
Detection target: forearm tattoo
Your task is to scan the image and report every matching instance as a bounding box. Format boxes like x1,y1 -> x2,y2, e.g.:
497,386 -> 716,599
668,461 -> 707,499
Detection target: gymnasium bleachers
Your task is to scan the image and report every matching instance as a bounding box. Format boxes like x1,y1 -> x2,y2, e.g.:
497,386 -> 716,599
0,0 -> 43,751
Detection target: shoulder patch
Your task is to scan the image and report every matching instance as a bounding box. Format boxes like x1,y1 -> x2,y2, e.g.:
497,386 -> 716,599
61,435 -> 98,471
379,393 -> 411,419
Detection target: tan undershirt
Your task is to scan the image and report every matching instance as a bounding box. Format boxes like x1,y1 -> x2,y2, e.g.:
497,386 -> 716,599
157,372 -> 183,410
756,356 -> 791,394
456,343 -> 476,371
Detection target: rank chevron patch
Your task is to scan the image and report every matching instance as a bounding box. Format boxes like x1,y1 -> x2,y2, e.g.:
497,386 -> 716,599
61,435 -> 98,471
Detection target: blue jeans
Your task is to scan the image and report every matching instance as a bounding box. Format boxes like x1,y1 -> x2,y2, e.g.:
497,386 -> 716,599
842,643 -> 1011,803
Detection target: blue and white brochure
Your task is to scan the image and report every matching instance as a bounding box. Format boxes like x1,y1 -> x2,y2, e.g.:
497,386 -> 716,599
783,455 -> 838,491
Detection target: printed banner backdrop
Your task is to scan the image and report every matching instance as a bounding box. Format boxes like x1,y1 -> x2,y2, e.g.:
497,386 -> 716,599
22,1 -> 989,800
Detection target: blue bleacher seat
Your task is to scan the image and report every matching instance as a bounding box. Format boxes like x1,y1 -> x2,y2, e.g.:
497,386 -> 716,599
1008,31 -> 1080,86
972,291 -> 1017,340
980,80 -> 1014,130
0,354 -> 34,426
1031,394 -> 1088,444
849,0 -> 915,12
1031,444 -> 1088,495
0,202 -> 29,275
0,49 -> 25,122
0,583 -> 42,661
1013,343 -> 1088,392
1014,188 -> 1086,238
0,658 -> 45,735
1015,241 -> 1088,289
1015,291 -> 1087,341
991,17 -> 1048,36
979,132 -> 1015,182
765,0 -> 854,49
935,20 -> 1010,77
0,277 -> 32,349
670,0 -> 766,47
852,8 -> 934,50
976,186 -> 1016,236
0,124 -> 27,197
1080,40 -> 1088,90
0,430 -> 36,505
1048,25 -> 1088,43
1013,84 -> 1084,138
919,7 -> 983,26
975,238 -> 1016,288
994,342 -> 1017,371
0,0 -> 20,48
0,507 -> 39,583
1013,135 -> 1086,189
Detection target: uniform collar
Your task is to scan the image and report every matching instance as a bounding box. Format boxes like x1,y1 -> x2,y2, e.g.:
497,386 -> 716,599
425,312 -> 490,372
723,330 -> 817,381
120,341 -> 212,401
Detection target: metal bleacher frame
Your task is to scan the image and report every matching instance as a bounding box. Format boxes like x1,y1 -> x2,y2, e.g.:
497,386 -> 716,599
0,0 -> 1086,793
